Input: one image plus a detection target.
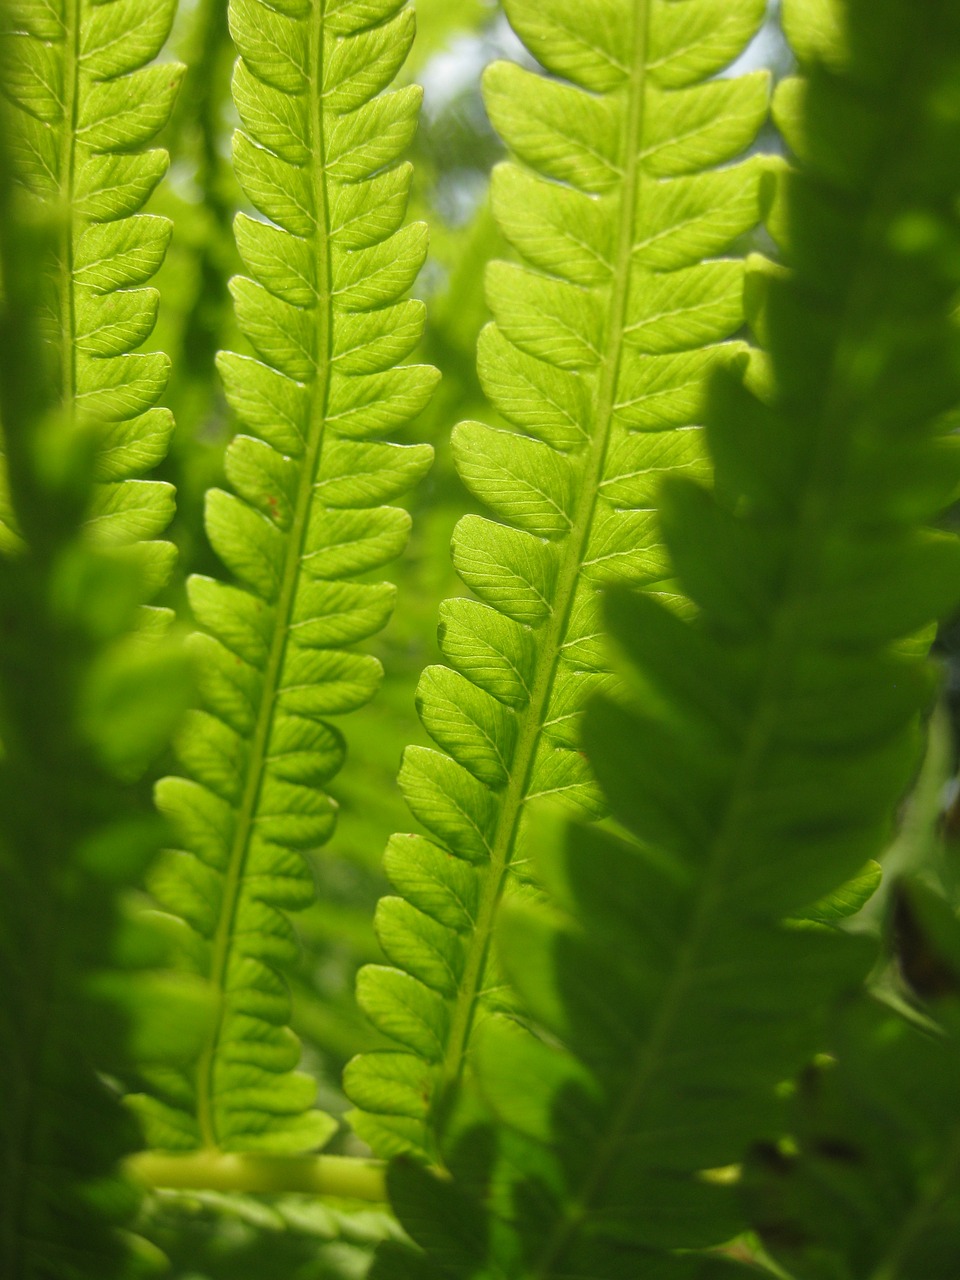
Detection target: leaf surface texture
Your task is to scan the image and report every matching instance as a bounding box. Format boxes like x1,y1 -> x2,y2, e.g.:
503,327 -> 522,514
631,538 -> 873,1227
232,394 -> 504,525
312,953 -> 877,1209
0,0 -> 183,584
347,0 -> 769,1161
132,0 -> 435,1154
372,0 -> 960,1272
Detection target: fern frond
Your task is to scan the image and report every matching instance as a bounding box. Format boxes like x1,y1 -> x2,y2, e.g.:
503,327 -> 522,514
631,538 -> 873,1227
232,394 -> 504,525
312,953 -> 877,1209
371,0 -> 960,1272
0,0 -> 183,587
132,0 -> 435,1155
744,881 -> 960,1280
347,0 -> 769,1161
0,155 -> 193,1279
135,1181 -> 403,1279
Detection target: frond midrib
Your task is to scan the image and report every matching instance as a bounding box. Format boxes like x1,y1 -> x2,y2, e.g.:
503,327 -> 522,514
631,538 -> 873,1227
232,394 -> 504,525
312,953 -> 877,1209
435,0 -> 654,1129
57,0 -> 81,416
194,0 -> 335,1148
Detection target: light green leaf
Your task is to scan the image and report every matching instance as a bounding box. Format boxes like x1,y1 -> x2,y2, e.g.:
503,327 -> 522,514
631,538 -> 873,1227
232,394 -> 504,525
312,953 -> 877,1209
378,0 -> 960,1262
788,861 -> 883,928
143,0 -> 435,1155
1,0 -> 182,585
349,0 -> 769,1161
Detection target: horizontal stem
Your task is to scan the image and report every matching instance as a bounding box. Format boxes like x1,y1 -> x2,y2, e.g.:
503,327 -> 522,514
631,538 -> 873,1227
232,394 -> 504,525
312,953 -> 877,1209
125,1150 -> 388,1202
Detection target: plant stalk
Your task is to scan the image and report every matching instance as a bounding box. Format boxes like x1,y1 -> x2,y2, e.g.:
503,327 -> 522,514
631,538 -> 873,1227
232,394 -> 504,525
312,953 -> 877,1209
125,1151 -> 388,1202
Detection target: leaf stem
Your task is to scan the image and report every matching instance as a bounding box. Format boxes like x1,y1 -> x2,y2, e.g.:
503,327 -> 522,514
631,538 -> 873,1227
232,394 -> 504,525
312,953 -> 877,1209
58,0 -> 81,417
126,1151 -> 388,1202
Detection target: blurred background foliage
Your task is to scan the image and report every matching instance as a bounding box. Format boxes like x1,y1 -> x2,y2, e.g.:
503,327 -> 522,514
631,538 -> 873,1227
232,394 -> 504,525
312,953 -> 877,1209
131,2 -> 798,1271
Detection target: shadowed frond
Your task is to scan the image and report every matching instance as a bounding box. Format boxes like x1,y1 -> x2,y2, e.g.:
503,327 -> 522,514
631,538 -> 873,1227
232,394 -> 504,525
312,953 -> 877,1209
743,877 -> 960,1280
0,148 -> 196,1279
372,0 -> 960,1273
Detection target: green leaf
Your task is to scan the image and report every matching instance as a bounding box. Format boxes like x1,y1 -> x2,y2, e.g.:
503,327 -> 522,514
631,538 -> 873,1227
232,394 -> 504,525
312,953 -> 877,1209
376,0 -> 960,1273
0,0 -> 182,587
349,0 -> 768,1162
140,0 -> 435,1155
0,159 -> 192,1278
744,954 -> 960,1278
787,861 -> 883,928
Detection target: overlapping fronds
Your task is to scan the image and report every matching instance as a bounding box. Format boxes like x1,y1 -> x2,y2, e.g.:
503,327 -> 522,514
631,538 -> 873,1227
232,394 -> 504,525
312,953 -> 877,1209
371,0 -> 960,1272
347,0 -> 770,1162
133,0 -> 435,1155
0,0 -> 183,585
140,1186 -> 406,1280
743,881 -> 960,1279
0,155 -> 195,1280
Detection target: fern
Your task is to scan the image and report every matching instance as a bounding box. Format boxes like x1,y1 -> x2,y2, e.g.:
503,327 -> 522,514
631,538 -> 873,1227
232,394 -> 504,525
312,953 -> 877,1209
346,0 -> 771,1162
0,0 -> 183,587
0,144 -> 195,1278
140,1187 -> 405,1279
9,0 -> 960,1271
131,0 -> 436,1156
371,0 -> 960,1272
743,881 -> 960,1279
